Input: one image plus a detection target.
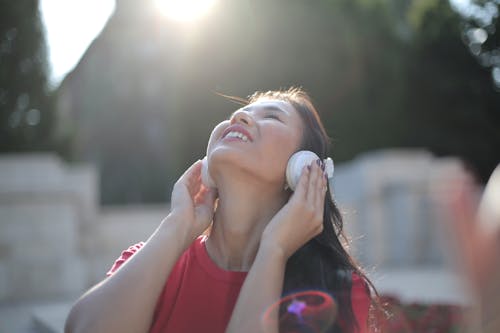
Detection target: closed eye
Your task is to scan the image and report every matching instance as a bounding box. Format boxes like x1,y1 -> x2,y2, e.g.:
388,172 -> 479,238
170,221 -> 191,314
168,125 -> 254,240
264,114 -> 282,122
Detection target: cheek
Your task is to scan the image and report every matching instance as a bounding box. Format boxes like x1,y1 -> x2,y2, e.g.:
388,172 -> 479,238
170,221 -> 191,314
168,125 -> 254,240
261,129 -> 302,176
269,133 -> 299,155
206,121 -> 229,154
268,124 -> 302,154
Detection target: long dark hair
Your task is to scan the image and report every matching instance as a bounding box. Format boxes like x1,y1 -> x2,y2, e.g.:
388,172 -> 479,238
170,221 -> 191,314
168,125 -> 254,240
247,88 -> 379,333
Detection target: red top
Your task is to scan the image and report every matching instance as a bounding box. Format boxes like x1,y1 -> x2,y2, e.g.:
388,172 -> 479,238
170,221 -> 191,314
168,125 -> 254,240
107,236 -> 370,333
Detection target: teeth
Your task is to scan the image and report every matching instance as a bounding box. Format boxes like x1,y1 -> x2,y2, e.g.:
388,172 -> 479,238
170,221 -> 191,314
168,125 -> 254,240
226,131 -> 249,142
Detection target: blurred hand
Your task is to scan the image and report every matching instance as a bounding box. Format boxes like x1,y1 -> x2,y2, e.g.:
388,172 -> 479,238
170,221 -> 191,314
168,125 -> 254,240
261,161 -> 327,260
446,166 -> 500,332
169,160 -> 218,241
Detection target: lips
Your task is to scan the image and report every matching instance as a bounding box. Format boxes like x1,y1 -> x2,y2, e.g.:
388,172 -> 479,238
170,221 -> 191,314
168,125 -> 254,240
221,124 -> 254,142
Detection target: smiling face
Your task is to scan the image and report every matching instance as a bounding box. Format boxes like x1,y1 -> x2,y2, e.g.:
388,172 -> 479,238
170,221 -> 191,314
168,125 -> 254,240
206,99 -> 304,189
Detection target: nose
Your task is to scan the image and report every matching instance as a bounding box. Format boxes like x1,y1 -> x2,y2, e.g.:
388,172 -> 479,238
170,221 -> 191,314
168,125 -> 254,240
230,110 -> 254,126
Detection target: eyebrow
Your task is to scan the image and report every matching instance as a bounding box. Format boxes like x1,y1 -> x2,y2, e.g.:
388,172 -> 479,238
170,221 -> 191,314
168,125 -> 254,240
229,105 -> 288,118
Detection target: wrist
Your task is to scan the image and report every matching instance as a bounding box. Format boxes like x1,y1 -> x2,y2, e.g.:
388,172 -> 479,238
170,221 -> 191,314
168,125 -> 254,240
159,214 -> 197,249
258,237 -> 288,266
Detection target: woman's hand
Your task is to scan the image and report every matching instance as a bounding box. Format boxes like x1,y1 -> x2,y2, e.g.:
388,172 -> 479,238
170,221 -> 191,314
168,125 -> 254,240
168,160 -> 218,241
261,160 -> 327,260
446,167 -> 500,332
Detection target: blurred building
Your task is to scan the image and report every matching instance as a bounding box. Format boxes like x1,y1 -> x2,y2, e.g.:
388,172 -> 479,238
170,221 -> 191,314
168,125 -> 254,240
0,154 -> 96,302
55,0 -> 187,205
334,149 -> 460,268
0,153 -> 166,332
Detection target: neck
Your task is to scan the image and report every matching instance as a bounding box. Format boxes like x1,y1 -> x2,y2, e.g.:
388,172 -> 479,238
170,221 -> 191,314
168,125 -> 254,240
205,176 -> 288,271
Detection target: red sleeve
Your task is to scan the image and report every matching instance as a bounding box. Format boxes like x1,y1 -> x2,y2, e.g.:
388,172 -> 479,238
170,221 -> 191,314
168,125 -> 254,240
351,273 -> 371,333
106,242 -> 145,277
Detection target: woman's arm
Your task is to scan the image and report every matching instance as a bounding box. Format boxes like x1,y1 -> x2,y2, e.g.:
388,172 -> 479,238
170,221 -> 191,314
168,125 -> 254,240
226,161 -> 327,333
226,241 -> 287,333
65,161 -> 217,333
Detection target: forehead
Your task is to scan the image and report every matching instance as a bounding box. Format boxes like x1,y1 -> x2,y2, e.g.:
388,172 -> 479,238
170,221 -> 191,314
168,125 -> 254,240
241,99 -> 296,115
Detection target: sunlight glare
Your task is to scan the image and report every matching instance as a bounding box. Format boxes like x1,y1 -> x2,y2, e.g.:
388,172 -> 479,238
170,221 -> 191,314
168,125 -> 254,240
154,0 -> 217,22
40,0 -> 115,86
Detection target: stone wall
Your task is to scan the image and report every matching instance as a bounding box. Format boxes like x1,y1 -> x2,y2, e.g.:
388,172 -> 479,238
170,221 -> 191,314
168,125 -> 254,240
89,205 -> 167,285
0,154 -> 97,301
0,154 -> 171,302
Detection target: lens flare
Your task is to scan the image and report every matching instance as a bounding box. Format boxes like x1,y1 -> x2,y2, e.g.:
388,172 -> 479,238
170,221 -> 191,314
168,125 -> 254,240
262,290 -> 337,333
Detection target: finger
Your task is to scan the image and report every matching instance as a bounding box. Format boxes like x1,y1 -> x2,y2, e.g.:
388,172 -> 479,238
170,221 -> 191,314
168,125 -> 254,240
292,165 -> 310,201
186,159 -> 203,175
179,160 -> 203,196
315,171 -> 327,212
312,164 -> 327,227
446,178 -> 483,286
451,178 -> 479,243
306,161 -> 321,206
195,188 -> 218,218
195,186 -> 217,205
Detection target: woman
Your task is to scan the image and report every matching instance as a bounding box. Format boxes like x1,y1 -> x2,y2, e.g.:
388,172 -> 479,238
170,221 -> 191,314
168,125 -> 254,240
65,88 -> 375,333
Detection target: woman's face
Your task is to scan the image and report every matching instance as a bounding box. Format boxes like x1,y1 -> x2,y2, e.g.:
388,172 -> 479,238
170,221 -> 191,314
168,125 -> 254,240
206,99 -> 304,188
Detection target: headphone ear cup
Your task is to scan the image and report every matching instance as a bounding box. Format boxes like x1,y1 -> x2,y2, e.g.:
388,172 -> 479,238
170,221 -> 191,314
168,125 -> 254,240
285,151 -> 320,191
201,156 -> 216,188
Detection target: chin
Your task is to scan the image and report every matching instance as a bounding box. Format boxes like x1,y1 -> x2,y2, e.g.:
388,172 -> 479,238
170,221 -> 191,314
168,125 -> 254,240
209,146 -> 248,169
209,147 -> 259,183
211,148 -> 286,188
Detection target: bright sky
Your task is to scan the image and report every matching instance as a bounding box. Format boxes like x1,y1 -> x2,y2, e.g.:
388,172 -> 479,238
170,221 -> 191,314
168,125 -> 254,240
39,0 -> 116,87
40,0 -> 217,87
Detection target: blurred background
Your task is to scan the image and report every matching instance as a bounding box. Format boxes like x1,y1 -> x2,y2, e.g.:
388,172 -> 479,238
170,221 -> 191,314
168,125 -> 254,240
1,0 -> 499,332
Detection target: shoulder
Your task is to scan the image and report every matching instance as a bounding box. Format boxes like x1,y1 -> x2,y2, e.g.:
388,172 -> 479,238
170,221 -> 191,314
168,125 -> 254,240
106,238 -> 201,277
106,242 -> 145,276
351,272 -> 370,299
350,272 -> 371,333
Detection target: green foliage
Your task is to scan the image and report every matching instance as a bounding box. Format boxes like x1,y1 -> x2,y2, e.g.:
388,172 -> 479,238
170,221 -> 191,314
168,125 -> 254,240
0,0 -> 56,152
404,0 -> 500,181
408,0 -> 440,30
452,0 -> 500,89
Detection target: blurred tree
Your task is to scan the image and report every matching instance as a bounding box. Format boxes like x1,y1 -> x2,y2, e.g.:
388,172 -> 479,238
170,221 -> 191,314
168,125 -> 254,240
404,0 -> 500,182
318,0 -> 415,160
451,0 -> 500,89
57,0 -> 499,204
0,0 -> 56,152
320,0 -> 499,182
